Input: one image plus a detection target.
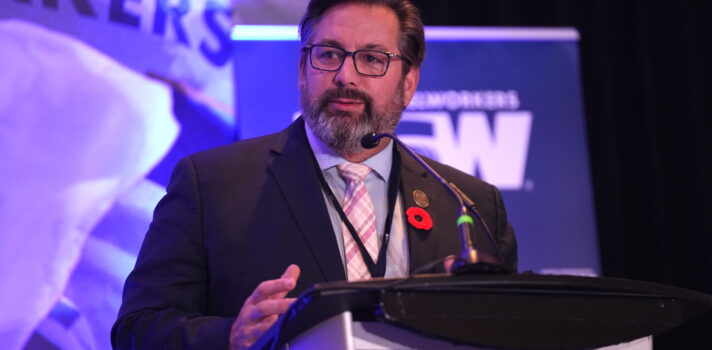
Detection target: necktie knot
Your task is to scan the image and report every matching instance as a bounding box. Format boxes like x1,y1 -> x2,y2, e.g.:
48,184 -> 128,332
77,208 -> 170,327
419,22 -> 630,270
337,163 -> 371,184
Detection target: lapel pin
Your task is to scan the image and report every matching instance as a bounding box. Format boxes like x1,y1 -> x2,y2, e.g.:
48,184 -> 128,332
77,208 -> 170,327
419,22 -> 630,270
412,189 -> 430,208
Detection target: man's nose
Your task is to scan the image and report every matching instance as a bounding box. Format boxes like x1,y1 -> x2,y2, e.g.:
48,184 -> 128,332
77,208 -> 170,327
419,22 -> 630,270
334,55 -> 359,87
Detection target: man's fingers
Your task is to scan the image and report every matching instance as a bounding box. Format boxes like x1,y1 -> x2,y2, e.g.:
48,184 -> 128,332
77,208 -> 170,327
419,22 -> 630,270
249,298 -> 297,321
273,264 -> 301,299
248,265 -> 301,304
443,255 -> 456,273
281,264 -> 301,280
248,278 -> 295,303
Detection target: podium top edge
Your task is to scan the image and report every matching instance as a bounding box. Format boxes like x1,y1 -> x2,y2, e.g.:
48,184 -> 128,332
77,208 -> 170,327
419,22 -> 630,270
309,273 -> 712,307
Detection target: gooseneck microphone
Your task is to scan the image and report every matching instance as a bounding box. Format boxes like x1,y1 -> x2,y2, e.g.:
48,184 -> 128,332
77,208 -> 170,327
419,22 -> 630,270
360,133 -> 383,149
361,133 -> 512,274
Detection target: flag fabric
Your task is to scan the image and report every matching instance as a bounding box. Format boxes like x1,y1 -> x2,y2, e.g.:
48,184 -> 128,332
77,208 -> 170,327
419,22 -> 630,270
0,20 -> 178,350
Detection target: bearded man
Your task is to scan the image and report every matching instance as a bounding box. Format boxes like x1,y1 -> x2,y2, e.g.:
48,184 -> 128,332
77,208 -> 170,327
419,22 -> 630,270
112,0 -> 518,349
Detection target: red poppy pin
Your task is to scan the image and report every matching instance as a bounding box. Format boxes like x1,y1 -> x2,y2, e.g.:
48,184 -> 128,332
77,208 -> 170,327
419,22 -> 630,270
406,206 -> 433,231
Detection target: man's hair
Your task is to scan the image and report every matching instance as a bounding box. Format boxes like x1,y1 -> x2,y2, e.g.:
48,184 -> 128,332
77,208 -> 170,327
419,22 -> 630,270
299,0 -> 425,72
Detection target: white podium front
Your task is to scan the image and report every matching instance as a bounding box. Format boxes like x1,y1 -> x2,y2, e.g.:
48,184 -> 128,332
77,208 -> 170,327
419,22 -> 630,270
287,311 -> 652,350
289,311 -> 479,350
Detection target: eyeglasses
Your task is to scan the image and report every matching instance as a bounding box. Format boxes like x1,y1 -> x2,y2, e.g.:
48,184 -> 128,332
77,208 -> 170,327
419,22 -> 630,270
303,44 -> 409,77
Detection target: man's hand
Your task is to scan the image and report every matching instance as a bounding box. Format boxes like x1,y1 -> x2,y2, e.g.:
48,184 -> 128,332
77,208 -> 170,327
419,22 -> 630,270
443,255 -> 456,273
229,264 -> 301,350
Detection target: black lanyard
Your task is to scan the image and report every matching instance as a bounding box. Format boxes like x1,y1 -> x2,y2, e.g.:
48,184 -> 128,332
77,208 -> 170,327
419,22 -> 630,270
311,147 -> 401,278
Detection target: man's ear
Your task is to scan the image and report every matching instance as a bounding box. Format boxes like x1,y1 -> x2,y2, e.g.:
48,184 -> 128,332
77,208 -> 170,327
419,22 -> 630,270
402,66 -> 420,108
298,55 -> 306,89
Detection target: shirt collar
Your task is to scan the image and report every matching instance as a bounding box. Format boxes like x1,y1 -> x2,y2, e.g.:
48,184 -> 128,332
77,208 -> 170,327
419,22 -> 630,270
305,120 -> 393,181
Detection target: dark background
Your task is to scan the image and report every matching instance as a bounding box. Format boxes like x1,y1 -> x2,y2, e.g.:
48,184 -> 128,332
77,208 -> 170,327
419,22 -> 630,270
410,0 -> 711,349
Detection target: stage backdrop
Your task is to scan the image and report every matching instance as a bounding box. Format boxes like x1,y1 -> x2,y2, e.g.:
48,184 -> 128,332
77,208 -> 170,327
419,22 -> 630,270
233,25 -> 600,276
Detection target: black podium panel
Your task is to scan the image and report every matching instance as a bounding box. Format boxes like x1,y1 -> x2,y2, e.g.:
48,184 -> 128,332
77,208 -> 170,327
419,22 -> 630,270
253,274 -> 712,350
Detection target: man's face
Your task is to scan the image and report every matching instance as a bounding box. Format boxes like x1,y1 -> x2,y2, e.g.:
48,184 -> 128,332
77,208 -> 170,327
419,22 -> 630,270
299,3 -> 419,156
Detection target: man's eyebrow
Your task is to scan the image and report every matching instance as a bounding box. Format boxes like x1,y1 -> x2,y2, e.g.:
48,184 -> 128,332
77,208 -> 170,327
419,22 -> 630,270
315,39 -> 390,52
361,43 -> 390,51
316,39 -> 344,48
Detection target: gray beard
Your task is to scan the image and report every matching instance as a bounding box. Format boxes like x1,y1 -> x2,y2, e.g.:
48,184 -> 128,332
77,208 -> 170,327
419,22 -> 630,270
300,82 -> 405,157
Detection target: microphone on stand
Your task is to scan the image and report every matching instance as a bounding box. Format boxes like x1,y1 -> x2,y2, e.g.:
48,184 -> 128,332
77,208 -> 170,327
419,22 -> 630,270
360,133 -> 383,149
361,133 -> 512,274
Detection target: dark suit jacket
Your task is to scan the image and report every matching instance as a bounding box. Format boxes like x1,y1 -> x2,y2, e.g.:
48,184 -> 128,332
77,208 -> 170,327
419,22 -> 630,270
111,118 -> 517,349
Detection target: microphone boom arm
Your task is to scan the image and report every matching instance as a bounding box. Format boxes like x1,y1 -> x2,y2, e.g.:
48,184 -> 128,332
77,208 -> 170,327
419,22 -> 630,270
362,133 -> 511,274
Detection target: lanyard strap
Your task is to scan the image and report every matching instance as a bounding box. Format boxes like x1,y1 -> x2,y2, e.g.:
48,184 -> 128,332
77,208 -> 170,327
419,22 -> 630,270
311,148 -> 401,278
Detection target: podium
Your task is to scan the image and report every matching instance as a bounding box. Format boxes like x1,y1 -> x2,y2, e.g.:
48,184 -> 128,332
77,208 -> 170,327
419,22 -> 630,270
251,274 -> 712,350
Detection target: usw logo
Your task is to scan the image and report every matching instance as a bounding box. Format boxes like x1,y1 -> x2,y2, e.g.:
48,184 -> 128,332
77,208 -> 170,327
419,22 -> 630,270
399,111 -> 533,190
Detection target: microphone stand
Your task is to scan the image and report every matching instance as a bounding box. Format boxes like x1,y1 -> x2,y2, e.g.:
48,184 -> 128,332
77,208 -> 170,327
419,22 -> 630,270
362,133 -> 512,274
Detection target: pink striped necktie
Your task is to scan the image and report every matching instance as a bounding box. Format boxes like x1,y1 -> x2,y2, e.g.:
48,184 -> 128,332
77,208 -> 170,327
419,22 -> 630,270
337,163 -> 379,281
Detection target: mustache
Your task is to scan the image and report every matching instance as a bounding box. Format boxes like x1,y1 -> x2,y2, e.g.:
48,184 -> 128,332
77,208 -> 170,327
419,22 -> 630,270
318,87 -> 373,113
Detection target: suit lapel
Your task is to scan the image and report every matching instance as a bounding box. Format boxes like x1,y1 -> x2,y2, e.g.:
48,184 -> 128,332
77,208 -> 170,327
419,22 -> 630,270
267,119 -> 345,282
399,147 -> 461,273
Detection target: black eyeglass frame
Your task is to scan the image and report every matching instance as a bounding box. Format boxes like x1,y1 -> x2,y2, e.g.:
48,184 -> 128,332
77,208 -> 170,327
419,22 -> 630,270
303,44 -> 410,77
